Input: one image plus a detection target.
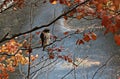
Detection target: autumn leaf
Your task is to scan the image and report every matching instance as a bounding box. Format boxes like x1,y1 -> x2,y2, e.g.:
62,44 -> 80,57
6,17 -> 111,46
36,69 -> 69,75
63,56 -> 68,61
115,16 -> 120,28
7,65 -> 15,72
49,53 -> 54,59
52,35 -> 58,39
63,16 -> 68,20
67,58 -> 72,63
49,0 -> 57,4
43,0 -> 47,3
102,15 -> 112,27
97,4 -> 103,12
74,0 -> 80,3
91,32 -> 97,40
59,0 -> 64,4
56,48 -> 62,52
78,39 -> 84,45
114,34 -> 120,46
63,31 -> 69,35
76,15 -> 83,19
112,0 -> 120,10
76,39 -> 84,45
104,29 -> 109,35
83,34 -> 91,42
75,29 -> 81,34
31,55 -> 36,61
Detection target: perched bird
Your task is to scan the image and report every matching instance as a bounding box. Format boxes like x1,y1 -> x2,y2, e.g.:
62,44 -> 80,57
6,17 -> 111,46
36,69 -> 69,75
40,28 -> 50,51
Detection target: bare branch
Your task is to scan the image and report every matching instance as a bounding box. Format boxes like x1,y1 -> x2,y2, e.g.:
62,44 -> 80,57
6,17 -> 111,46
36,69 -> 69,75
61,56 -> 88,79
30,58 -> 58,76
0,0 -> 91,43
92,55 -> 116,79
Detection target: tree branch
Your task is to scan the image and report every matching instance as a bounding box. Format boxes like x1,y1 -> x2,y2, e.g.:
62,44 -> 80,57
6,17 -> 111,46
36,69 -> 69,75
0,0 -> 91,43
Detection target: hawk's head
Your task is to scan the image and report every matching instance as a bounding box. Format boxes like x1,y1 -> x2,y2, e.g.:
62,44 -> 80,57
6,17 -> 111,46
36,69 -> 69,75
43,28 -> 50,33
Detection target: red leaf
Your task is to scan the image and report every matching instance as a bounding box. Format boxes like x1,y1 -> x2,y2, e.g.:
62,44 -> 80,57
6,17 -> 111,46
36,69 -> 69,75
53,35 -> 58,39
57,48 -> 62,52
109,26 -> 115,33
63,31 -> 69,35
63,16 -> 68,20
116,16 -> 120,28
112,0 -> 120,10
75,29 -> 81,34
43,0 -> 47,3
104,29 -> 109,35
63,56 -> 68,61
59,0 -> 64,4
78,40 -> 84,45
49,53 -> 54,59
114,34 -> 120,46
67,58 -> 72,63
58,55 -> 63,59
102,15 -> 112,27
83,34 -> 91,42
91,32 -> 97,40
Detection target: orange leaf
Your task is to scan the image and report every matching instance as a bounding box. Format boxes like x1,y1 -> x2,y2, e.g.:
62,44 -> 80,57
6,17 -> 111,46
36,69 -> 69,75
114,34 -> 120,46
49,0 -> 57,4
83,34 -> 91,42
91,32 -> 97,40
112,0 -> 120,10
97,4 -> 103,12
78,39 -> 84,45
76,15 -> 82,20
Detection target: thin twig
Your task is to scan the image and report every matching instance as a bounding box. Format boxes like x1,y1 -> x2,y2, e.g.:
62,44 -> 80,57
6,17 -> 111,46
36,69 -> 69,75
61,56 -> 88,79
30,58 -> 58,76
92,55 -> 116,79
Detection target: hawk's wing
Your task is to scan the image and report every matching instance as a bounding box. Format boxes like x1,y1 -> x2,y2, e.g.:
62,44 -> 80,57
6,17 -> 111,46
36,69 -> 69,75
40,32 -> 44,46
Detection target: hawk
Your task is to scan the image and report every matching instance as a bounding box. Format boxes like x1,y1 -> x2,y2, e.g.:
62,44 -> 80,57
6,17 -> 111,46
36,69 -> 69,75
40,28 -> 50,51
